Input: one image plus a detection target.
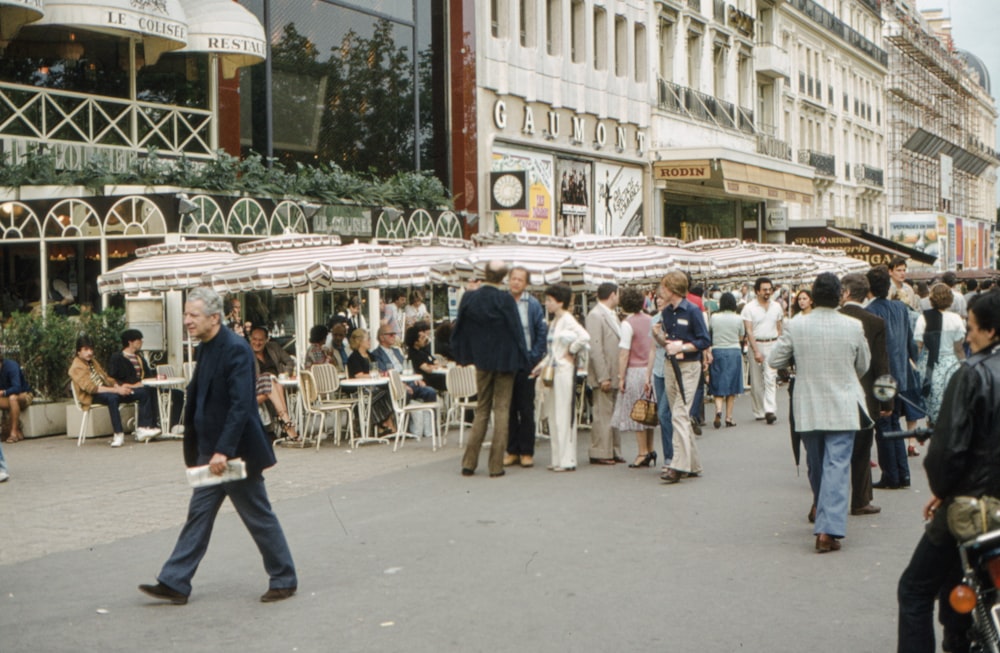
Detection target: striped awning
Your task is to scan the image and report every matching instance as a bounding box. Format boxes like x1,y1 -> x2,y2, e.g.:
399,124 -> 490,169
98,240 -> 236,294
210,241 -> 402,293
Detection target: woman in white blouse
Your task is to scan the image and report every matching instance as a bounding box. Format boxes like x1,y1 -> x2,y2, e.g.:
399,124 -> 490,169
534,284 -> 590,472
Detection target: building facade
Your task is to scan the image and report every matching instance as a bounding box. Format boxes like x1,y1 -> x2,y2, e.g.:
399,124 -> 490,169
882,0 -> 999,272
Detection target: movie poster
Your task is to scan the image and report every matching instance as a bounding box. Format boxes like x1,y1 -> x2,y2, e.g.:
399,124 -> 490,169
491,147 -> 554,234
594,163 -> 644,236
556,158 -> 591,236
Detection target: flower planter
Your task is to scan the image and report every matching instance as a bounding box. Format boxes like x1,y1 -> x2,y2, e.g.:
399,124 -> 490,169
20,401 -> 70,438
17,185 -> 91,201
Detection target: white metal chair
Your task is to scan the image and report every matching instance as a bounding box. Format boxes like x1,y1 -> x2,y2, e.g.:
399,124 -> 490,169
388,369 -> 442,452
299,370 -> 355,450
71,383 -> 92,447
310,364 -> 359,446
444,365 -> 479,447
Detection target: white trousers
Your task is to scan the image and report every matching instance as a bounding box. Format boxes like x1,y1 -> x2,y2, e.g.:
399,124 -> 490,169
541,362 -> 578,469
748,341 -> 777,418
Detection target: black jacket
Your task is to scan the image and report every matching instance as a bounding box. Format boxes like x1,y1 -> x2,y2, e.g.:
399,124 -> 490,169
107,350 -> 155,384
924,342 -> 1000,543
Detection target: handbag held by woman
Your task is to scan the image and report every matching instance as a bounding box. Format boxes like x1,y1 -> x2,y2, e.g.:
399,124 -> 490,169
630,389 -> 659,427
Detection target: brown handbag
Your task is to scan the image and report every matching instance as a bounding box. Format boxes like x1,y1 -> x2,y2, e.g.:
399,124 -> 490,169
630,389 -> 659,427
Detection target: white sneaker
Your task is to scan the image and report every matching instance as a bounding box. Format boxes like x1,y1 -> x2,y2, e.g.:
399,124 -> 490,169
135,426 -> 161,441
0,471 -> 9,482
111,433 -> 125,447
170,424 -> 185,435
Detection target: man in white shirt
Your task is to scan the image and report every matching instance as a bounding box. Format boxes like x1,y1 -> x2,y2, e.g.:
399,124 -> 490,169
741,277 -> 783,424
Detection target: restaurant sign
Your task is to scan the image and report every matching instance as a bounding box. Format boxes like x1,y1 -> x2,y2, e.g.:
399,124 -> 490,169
788,227 -> 900,266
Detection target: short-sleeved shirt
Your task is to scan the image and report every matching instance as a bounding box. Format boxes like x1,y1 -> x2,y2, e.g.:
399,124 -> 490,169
740,300 -> 783,340
710,312 -> 745,349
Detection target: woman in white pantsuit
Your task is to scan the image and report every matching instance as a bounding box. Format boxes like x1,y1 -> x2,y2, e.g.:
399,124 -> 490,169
535,284 -> 590,472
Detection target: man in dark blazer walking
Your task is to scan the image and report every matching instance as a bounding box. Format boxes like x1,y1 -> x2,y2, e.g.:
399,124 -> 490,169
451,260 -> 529,477
139,287 -> 297,605
840,273 -> 890,517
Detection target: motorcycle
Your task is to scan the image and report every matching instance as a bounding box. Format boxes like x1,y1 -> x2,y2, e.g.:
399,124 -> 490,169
876,374 -> 1000,652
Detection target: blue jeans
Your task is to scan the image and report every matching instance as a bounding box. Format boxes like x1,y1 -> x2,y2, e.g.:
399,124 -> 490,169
801,430 -> 854,538
0,439 -> 7,475
875,406 -> 910,486
91,392 -> 127,433
653,374 -> 673,463
157,475 -> 297,596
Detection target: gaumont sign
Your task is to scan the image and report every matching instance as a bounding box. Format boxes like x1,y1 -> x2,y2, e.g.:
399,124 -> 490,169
492,96 -> 646,159
653,161 -> 711,181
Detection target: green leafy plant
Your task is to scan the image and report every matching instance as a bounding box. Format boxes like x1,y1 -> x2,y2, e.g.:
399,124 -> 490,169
0,308 -> 125,401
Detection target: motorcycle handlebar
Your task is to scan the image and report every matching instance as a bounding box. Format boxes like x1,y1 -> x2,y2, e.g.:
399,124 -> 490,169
882,427 -> 933,443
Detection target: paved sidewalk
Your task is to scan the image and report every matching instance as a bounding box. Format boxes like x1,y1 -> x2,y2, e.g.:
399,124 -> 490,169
0,431 -> 461,566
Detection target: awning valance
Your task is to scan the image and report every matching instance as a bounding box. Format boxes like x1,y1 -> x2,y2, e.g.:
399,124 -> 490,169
36,0 -> 187,64
0,0 -> 43,40
719,160 -> 814,205
177,0 -> 266,78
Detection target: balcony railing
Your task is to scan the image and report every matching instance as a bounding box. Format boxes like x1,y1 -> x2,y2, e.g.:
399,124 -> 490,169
790,0 -> 888,67
657,78 -> 755,135
854,164 -> 884,187
0,82 -> 215,158
756,128 -> 792,161
798,149 -> 836,177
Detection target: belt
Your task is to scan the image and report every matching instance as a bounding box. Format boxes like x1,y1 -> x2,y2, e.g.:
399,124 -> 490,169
755,337 -> 777,343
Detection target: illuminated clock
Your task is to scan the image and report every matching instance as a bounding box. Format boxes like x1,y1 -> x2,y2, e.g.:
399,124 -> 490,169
490,171 -> 527,210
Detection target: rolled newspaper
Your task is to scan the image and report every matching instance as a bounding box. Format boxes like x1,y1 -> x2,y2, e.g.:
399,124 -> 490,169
186,458 -> 247,488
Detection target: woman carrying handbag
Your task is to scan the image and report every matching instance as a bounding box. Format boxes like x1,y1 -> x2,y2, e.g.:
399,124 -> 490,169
534,284 -> 590,472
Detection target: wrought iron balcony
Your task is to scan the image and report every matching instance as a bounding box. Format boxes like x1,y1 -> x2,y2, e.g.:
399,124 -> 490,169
798,149 -> 836,177
757,128 -> 792,161
790,0 -> 887,67
854,164 -> 884,187
657,78 -> 756,136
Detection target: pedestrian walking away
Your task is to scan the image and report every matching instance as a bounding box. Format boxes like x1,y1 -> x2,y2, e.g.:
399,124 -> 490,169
139,286 -> 297,605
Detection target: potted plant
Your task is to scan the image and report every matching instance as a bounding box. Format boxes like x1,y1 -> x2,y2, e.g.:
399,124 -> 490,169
0,308 -> 125,437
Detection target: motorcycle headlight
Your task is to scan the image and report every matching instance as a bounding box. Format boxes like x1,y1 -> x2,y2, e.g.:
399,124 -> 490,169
950,584 -> 977,614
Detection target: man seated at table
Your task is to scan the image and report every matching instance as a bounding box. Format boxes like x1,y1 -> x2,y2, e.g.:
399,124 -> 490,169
371,324 -> 436,437
0,352 -> 33,443
107,329 -> 183,436
249,326 -> 298,442
326,321 -> 351,374
69,335 -> 159,447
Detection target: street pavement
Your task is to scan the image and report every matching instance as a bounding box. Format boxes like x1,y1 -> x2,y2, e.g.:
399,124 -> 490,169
1,390 -> 934,652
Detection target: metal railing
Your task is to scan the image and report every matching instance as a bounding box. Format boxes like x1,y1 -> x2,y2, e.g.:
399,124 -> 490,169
790,0 -> 888,66
854,164 -> 884,187
657,78 -> 756,135
0,81 -> 215,158
756,127 -> 792,161
798,149 -> 836,177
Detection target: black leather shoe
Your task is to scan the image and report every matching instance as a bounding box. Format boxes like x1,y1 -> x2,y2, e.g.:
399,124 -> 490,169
900,478 -> 911,488
461,468 -> 474,476
691,418 -> 702,436
489,470 -> 505,478
807,504 -> 816,523
260,587 -> 296,603
765,412 -> 776,424
139,582 -> 188,605
872,480 -> 901,490
589,457 -> 616,465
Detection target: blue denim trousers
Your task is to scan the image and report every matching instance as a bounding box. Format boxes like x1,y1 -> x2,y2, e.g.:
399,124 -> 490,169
157,475 -> 297,596
652,374 -> 673,463
0,439 -> 7,475
801,430 -> 854,538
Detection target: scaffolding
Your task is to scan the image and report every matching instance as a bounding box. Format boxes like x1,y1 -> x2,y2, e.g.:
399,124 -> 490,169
884,0 -> 998,221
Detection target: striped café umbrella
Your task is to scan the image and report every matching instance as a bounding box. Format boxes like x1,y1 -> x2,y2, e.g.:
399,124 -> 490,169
98,240 -> 238,295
